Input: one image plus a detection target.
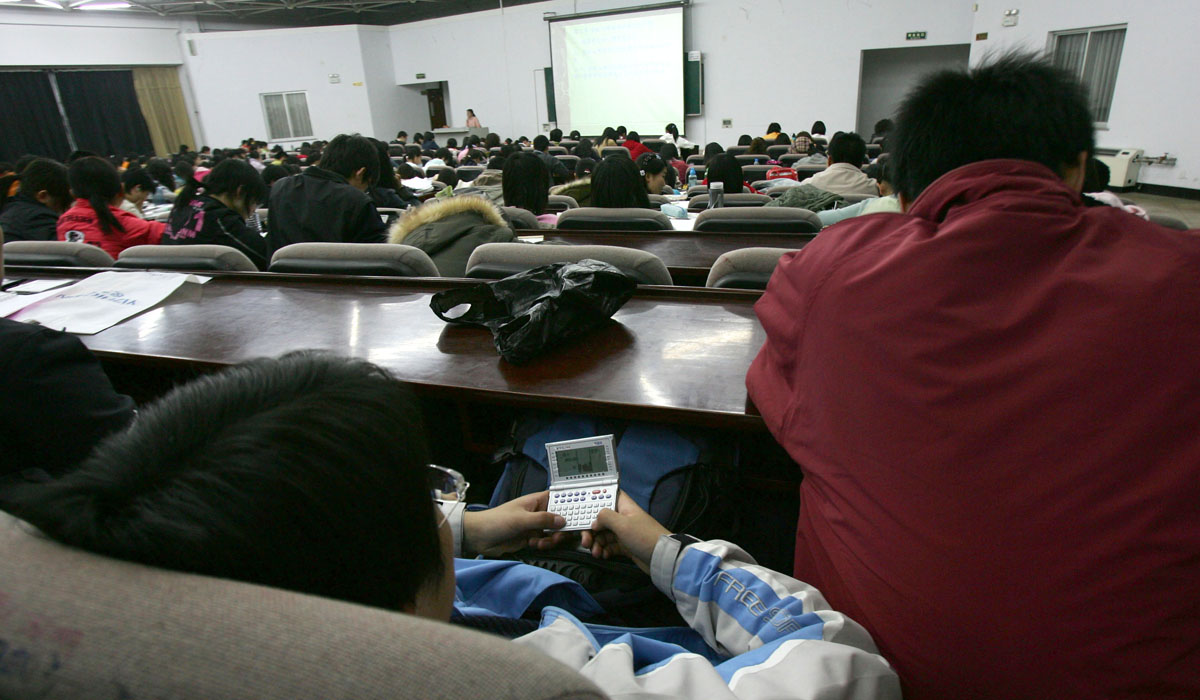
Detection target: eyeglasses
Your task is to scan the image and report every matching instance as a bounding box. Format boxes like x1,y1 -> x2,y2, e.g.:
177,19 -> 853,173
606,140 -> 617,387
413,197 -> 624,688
429,464 -> 469,527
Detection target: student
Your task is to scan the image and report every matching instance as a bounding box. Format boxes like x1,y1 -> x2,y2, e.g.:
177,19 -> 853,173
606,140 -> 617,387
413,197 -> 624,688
426,148 -> 453,169
161,159 -> 270,269
636,152 -> 670,196
465,109 -> 482,128
799,132 -> 878,198
736,134 -> 753,146
572,138 -> 598,161
764,122 -> 784,141
391,131 -> 408,146
370,138 -> 420,210
810,121 -> 828,141
747,52 -> 1200,699
0,352 -> 898,699
57,156 -> 165,257
702,141 -> 725,163
621,131 -> 651,160
145,159 -> 178,204
404,145 -> 425,171
870,118 -> 893,151
597,127 -> 619,149
703,154 -> 757,194
119,168 -> 157,219
501,152 -> 554,224
0,158 -> 71,243
568,130 -> 581,141
421,132 -> 439,151
484,132 -> 502,150
388,194 -> 515,277
531,135 -> 570,186
548,127 -> 562,144
549,158 -> 595,206
660,123 -> 694,152
260,164 -> 292,189
266,133 -> 388,254
615,125 -> 627,140
591,155 -> 651,209
659,143 -> 688,183
745,137 -> 770,157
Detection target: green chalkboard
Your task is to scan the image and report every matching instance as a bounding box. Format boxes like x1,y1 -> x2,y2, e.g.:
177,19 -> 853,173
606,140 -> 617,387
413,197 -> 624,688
544,66 -> 557,123
684,53 -> 702,116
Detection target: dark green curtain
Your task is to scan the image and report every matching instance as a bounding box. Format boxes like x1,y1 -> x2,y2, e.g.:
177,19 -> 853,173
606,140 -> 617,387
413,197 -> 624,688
56,70 -> 154,157
0,71 -> 72,161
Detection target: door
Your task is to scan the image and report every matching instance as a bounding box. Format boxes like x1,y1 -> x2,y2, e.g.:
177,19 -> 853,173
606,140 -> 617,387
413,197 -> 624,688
424,87 -> 447,130
856,44 -> 970,136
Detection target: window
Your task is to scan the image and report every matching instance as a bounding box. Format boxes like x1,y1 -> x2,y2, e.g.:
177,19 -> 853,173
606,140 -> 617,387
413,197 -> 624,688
1050,25 -> 1126,125
260,91 -> 313,140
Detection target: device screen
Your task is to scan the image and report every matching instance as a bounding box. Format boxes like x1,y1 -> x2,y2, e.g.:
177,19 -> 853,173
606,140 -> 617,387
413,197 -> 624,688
556,445 -> 609,478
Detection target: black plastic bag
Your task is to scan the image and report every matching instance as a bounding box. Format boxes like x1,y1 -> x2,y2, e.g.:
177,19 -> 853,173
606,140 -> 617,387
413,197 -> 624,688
429,259 -> 636,365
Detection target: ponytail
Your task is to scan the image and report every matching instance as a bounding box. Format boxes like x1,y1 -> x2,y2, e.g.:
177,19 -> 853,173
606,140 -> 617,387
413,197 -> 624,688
90,192 -> 124,237
67,157 -> 125,236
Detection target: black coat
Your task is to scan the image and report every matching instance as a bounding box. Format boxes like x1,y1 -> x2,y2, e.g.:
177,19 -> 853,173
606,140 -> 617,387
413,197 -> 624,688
0,319 -> 135,482
162,194 -> 270,269
266,167 -> 388,255
0,194 -> 59,243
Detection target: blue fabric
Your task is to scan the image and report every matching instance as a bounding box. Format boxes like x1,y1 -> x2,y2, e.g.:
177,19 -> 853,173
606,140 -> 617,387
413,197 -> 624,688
616,424 -> 702,512
540,607 -> 725,669
453,559 -> 604,619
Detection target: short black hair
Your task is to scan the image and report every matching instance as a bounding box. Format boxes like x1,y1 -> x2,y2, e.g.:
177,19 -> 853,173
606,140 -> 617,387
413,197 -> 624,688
19,158 -> 70,203
261,164 -> 291,188
318,133 -> 380,184
705,154 -> 746,194
890,51 -> 1095,201
626,132 -> 641,143
406,145 -> 422,161
502,152 -> 550,215
549,128 -> 562,141
828,132 -> 867,166
767,122 -> 782,133
1,353 -> 444,612
737,134 -> 752,146
435,169 -> 459,188
810,121 -> 826,135
591,155 -> 650,209
1083,157 -> 1110,193
172,159 -> 269,220
872,118 -> 894,136
121,167 -> 156,194
575,157 -> 597,178
533,135 -> 550,151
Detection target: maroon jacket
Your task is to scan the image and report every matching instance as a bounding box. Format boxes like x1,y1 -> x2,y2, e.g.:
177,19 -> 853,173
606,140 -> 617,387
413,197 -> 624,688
746,159 -> 1200,699
623,140 -> 652,160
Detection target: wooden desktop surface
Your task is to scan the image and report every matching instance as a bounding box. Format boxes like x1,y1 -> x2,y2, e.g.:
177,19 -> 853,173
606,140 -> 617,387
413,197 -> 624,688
10,268 -> 768,429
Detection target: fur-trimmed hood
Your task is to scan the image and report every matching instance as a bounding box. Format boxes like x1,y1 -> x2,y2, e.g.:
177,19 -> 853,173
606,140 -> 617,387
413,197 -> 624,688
389,195 -> 507,243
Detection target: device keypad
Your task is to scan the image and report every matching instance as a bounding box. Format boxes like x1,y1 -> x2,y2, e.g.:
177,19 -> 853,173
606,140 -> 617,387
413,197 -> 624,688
550,487 -> 616,531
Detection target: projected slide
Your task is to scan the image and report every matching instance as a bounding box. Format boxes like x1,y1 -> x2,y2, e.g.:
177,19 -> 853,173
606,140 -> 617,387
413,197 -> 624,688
550,8 -> 683,136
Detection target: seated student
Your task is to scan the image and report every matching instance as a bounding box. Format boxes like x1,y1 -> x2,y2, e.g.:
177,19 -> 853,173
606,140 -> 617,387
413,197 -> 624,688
484,132 -> 502,150
636,152 -> 670,196
388,193 -> 515,278
549,158 -> 595,206
531,135 -> 570,187
661,123 -> 694,153
659,143 -> 689,183
548,127 -> 562,144
747,52 -> 1200,699
266,134 -> 389,255
57,156 -> 165,257
405,145 -> 426,171
745,137 -> 770,158
119,168 -> 157,219
369,138 -> 420,210
615,125 -> 627,140
434,168 -> 460,190
1081,157 -> 1149,219
870,118 -> 893,152
799,132 -> 878,198
596,127 -> 619,149
591,155 -> 651,209
810,120 -> 828,143
621,132 -> 652,160
0,353 -> 899,699
502,152 -> 555,225
391,130 -> 408,146
702,141 -> 725,163
788,131 -> 816,156
0,158 -> 71,243
572,138 -> 598,161
421,132 -> 439,151
425,148 -> 453,169
568,130 -> 581,141
764,122 -> 784,141
736,134 -> 753,147
260,164 -> 292,189
161,159 -> 270,269
816,155 -> 899,228
703,153 -> 758,194
144,159 -> 178,204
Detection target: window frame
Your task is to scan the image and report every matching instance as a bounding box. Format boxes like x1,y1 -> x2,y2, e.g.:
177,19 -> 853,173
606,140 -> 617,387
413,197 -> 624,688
259,90 -> 314,141
1047,23 -> 1127,129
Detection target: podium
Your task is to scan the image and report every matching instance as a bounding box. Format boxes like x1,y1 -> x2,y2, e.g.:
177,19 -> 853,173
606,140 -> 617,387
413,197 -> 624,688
432,126 -> 489,145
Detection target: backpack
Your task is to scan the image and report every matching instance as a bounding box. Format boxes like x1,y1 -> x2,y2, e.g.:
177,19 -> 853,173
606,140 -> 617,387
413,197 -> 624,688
488,412 -> 738,626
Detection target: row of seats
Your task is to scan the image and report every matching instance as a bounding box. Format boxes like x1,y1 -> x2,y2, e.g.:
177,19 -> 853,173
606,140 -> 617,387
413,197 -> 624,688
2,240 -> 796,290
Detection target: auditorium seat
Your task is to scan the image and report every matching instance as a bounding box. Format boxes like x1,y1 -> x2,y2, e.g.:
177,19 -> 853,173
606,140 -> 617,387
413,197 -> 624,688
424,164 -> 453,178
735,154 -> 769,166
648,194 -> 670,206
686,165 -> 707,181
547,146 -> 568,155
742,165 -> 774,183
558,140 -> 580,150
501,206 -> 541,230
490,146 -> 504,154
693,208 -> 821,233
269,242 -> 439,277
2,240 -> 114,268
456,166 -> 485,182
600,147 -> 630,159
0,512 -> 604,700
555,154 -> 581,170
546,194 -> 579,213
378,207 -> 405,225
866,143 -> 882,159
725,146 -> 749,157
767,145 -> 790,160
685,154 -> 705,165
705,247 -> 795,289
557,207 -> 672,231
464,242 -> 672,285
779,154 -> 808,167
687,193 -> 772,212
794,164 -> 827,181
641,139 -> 665,150
686,185 -> 708,198
115,244 -> 258,272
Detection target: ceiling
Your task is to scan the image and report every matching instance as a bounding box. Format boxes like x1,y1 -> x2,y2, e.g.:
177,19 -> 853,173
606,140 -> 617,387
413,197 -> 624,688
1,0 -> 552,27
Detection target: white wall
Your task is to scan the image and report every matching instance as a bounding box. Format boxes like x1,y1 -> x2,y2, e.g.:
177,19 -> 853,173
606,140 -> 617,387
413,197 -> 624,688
857,44 -> 971,136
0,7 -> 186,66
971,0 -> 1200,190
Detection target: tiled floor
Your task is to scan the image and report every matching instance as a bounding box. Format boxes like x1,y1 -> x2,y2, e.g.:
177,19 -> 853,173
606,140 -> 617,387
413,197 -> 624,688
1122,192 -> 1200,228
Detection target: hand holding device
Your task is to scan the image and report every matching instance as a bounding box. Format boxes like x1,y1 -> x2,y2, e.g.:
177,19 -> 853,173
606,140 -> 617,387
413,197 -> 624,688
545,435 -> 619,531
462,491 -> 570,556
581,490 -> 670,574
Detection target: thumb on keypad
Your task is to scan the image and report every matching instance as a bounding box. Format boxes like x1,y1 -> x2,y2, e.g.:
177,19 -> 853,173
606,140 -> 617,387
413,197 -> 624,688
587,491 -> 669,574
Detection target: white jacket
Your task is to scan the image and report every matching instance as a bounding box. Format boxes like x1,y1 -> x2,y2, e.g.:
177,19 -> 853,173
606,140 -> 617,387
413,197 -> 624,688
802,162 -> 879,198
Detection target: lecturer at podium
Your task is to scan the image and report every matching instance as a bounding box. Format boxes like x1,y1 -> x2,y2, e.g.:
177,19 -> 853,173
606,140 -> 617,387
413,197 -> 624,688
465,109 -> 482,128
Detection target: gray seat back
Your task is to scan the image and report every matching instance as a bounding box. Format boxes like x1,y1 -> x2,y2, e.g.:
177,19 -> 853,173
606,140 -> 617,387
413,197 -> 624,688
557,207 -> 673,231
725,146 -> 749,156
600,147 -> 629,159
767,145 -> 790,159
465,242 -> 672,285
693,208 -> 821,233
269,242 -> 439,277
456,166 -> 485,182
115,244 -> 257,272
2,240 -> 115,268
546,194 -> 580,213
0,513 -> 605,700
706,246 -> 797,289
502,206 -> 542,230
688,193 -> 772,212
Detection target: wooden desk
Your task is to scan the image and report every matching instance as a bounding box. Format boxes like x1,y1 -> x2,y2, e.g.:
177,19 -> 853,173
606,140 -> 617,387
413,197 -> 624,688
8,268 -> 768,430
541,230 -> 816,286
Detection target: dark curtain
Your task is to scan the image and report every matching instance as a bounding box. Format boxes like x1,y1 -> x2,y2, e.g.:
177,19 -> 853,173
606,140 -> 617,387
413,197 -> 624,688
0,71 -> 72,162
56,70 -> 154,158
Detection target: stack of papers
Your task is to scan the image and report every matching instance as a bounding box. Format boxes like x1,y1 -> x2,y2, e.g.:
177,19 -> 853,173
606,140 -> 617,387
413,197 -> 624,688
0,271 -> 209,334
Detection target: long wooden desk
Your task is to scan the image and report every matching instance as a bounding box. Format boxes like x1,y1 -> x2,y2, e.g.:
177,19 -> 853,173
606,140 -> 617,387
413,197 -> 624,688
8,268 -> 768,430
540,229 -> 816,286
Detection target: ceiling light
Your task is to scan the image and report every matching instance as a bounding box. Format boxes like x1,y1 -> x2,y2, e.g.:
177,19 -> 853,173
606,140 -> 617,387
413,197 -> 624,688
77,1 -> 132,7
34,0 -> 65,7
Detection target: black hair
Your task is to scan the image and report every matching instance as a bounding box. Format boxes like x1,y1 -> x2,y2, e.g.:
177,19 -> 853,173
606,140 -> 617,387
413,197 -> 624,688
664,123 -> 680,141
639,152 -> 672,190
746,137 -> 769,155
591,155 -> 650,209
502,152 -> 550,215
261,164 -> 291,188
0,353 -> 445,612
549,128 -> 562,142
811,121 -> 826,135
1083,157 -> 1110,193
864,153 -> 892,185
467,108 -> 475,116
626,131 -> 641,143
872,119 -> 894,137
68,150 -> 100,163
659,143 -> 680,162
573,139 -> 597,160
575,157 -> 597,178
828,132 -> 867,166
317,133 -> 380,185
773,133 -> 791,146
705,154 -> 746,194
890,51 -> 1095,201
397,163 -> 419,179
0,158 -> 69,212
569,130 -> 581,140
435,169 -> 459,188
445,139 -> 457,150
121,167 -> 157,195
616,125 -> 627,136
484,133 -> 501,149
370,138 -> 401,192
173,161 -> 194,184
68,157 -> 124,235
435,147 -> 453,162
737,134 -> 752,146
767,122 -> 782,134
172,159 -> 269,219
145,158 -> 175,191
703,142 -> 725,164
533,135 -> 550,152
405,145 -> 423,162
600,127 -> 617,144
486,156 -> 505,170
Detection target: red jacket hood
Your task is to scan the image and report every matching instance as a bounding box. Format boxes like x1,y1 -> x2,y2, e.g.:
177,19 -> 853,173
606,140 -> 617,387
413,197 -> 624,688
907,159 -> 1083,223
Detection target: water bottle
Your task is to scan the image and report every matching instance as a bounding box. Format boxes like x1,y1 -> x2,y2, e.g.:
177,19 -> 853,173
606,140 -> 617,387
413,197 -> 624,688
708,181 -> 725,209
687,167 -> 697,190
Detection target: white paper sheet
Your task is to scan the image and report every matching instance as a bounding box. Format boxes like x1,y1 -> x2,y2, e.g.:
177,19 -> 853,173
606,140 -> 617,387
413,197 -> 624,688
2,271 -> 206,334
6,279 -> 76,294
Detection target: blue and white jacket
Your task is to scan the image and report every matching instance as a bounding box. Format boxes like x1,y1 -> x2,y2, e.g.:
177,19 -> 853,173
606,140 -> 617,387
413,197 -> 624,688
446,507 -> 899,699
